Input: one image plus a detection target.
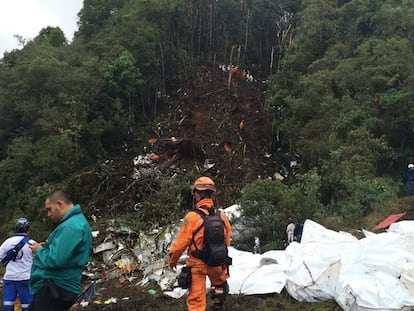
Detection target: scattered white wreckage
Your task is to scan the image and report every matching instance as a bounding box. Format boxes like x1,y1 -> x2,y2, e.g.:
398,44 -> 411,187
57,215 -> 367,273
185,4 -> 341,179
90,206 -> 414,311
132,155 -> 161,180
162,215 -> 414,311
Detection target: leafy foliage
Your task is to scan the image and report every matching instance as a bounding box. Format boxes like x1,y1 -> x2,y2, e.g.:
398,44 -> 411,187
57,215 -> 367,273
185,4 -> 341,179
0,0 -> 414,243
138,175 -> 195,230
35,26 -> 67,47
268,0 -> 414,229
237,177 -> 322,250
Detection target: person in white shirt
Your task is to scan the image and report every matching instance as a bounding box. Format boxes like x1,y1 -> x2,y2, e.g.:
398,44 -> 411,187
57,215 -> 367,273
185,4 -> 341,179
286,218 -> 295,245
0,218 -> 36,311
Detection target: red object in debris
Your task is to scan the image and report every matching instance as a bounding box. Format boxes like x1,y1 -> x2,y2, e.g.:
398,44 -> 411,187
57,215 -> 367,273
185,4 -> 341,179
373,212 -> 406,231
102,271 -> 109,280
239,119 -> 244,131
224,143 -> 232,154
116,275 -> 130,288
150,153 -> 160,162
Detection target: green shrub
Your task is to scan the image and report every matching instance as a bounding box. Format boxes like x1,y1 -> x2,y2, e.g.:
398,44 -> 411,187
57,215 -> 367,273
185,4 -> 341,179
138,175 -> 195,230
236,177 -> 322,251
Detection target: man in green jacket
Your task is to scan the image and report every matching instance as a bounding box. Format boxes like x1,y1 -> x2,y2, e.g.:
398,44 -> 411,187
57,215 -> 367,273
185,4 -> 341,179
28,190 -> 92,311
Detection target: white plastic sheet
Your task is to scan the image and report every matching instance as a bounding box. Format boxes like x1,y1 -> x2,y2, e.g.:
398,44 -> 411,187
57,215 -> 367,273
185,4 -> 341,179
227,248 -> 286,295
160,218 -> 414,311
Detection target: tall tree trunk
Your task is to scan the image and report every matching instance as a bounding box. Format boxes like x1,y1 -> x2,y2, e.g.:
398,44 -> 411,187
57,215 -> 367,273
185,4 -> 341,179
198,10 -> 202,59
228,45 -> 236,90
270,45 -> 275,75
159,43 -> 166,95
209,2 -> 213,62
154,91 -> 158,119
189,1 -> 195,65
236,45 -> 241,67
242,9 -> 250,65
223,35 -> 228,63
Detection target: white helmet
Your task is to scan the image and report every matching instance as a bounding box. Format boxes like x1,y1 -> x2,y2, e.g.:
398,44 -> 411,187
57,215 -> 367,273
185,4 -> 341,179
408,164 -> 414,169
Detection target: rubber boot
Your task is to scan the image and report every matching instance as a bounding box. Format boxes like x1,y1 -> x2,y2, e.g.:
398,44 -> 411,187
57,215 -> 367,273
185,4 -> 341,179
211,282 -> 228,311
211,304 -> 223,311
211,303 -> 224,311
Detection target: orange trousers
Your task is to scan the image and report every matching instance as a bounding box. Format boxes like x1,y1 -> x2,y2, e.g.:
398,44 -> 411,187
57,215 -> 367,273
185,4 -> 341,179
187,265 -> 228,311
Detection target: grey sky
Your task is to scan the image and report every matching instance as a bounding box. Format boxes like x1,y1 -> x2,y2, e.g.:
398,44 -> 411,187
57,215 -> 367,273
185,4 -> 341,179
0,0 -> 83,56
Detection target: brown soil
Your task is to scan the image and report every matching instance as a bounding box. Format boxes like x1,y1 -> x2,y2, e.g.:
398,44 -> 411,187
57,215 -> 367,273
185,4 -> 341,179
149,66 -> 276,205
0,66 -> 339,311
81,65 -> 284,218
78,277 -> 338,311
74,67 -> 339,311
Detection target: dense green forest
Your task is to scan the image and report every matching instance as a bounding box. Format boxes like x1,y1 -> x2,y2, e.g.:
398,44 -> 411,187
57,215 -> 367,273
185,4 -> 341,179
0,0 -> 413,249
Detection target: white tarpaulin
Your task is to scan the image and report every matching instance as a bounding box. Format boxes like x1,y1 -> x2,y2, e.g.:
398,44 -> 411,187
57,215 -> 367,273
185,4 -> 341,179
227,248 -> 286,295
161,218 -> 414,310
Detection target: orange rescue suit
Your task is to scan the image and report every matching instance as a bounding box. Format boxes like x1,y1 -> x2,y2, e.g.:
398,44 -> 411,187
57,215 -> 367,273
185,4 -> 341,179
169,198 -> 232,311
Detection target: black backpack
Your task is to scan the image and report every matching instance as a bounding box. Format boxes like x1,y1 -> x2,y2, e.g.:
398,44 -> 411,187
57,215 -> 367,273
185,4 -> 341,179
1,236 -> 29,266
191,208 -> 228,266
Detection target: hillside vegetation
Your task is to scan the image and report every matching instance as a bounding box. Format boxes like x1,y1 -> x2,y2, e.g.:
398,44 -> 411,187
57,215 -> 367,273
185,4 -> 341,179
1,0 -> 414,309
0,2 -> 414,308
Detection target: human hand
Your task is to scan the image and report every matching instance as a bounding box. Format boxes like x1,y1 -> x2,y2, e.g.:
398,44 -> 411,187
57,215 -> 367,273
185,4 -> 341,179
29,242 -> 44,254
165,252 -> 176,269
166,257 -> 176,270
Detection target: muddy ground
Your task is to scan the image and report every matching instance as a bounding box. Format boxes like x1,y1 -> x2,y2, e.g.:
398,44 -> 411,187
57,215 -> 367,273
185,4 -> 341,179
91,64 -> 286,215
78,277 -> 339,311
74,67 -> 340,310
0,264 -> 336,311
0,67 -> 339,311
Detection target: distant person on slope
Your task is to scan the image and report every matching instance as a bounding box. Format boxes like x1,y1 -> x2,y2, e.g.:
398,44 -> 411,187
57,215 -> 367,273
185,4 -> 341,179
168,177 -> 232,311
407,164 -> 414,196
286,218 -> 295,245
294,222 -> 304,243
0,218 -> 36,311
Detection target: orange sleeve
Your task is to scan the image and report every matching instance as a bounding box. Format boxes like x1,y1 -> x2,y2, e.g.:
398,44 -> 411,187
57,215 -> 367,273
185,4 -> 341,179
168,212 -> 201,267
221,211 -> 232,247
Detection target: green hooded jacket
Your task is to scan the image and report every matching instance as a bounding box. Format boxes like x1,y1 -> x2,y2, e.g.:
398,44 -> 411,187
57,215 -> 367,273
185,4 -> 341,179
30,204 -> 92,295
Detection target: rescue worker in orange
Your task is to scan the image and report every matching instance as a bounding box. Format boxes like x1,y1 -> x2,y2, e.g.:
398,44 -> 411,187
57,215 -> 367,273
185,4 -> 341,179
168,177 -> 232,311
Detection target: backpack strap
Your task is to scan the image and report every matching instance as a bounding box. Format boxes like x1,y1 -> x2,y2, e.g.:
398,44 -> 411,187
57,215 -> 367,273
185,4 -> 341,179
191,209 -> 206,253
2,236 -> 29,266
13,236 -> 29,256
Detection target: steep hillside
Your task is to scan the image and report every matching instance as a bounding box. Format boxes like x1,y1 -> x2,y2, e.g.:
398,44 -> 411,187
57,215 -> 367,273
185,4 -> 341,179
64,66 -> 344,311
80,64 -> 282,221
151,66 -> 272,203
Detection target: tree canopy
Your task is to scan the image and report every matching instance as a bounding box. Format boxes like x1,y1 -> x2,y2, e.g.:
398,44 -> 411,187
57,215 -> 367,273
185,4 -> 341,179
0,0 -> 413,242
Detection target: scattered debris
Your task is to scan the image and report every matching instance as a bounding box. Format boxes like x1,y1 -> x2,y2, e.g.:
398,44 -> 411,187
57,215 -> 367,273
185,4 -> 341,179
73,281 -> 96,308
132,155 -> 161,180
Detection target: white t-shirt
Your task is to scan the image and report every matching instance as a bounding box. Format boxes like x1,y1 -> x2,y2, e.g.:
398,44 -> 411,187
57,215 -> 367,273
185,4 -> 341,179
0,235 -> 36,281
286,223 -> 295,234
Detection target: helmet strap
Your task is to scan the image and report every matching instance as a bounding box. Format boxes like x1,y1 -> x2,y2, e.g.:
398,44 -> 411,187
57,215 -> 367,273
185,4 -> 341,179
192,191 -> 201,205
